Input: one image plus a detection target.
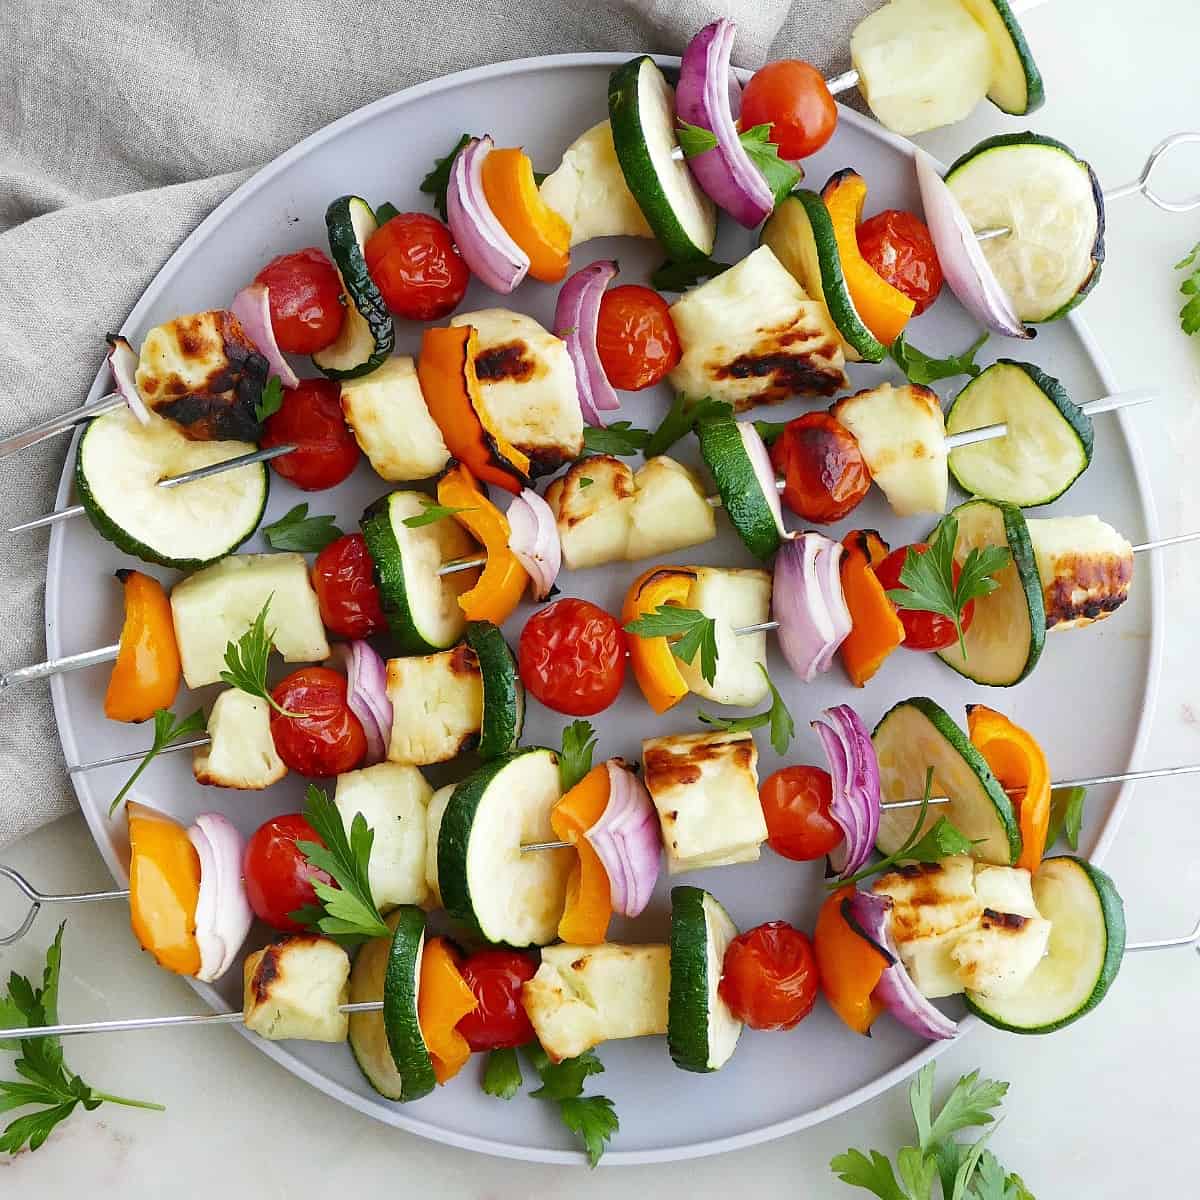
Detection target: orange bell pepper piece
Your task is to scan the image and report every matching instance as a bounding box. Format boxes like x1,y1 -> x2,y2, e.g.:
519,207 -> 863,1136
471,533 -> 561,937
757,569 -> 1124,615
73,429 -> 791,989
418,325 -> 531,495
481,147 -> 570,283
437,462 -> 528,624
418,936 -> 479,1084
620,567 -> 696,714
127,802 -> 202,976
838,530 -> 905,688
551,764 -> 614,945
104,570 -> 182,723
967,705 -> 1050,872
813,887 -> 891,1035
821,170 -> 915,346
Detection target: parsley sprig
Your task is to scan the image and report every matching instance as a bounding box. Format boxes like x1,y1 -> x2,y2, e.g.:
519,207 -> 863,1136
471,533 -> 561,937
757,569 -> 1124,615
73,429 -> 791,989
254,376 -> 283,423
526,1046 -> 619,1167
420,133 -> 472,221
108,707 -> 206,816
650,255 -> 731,292
885,517 -> 1011,660
581,421 -> 650,457
218,597 -> 300,717
698,664 -> 794,754
643,393 -> 732,459
558,720 -> 598,793
1176,241 -> 1200,335
401,498 -> 475,528
623,604 -> 718,685
675,121 -> 801,206
289,784 -> 390,944
482,1047 -> 523,1100
263,503 -> 343,553
0,924 -> 163,1154
891,331 -> 988,386
1045,785 -> 1086,851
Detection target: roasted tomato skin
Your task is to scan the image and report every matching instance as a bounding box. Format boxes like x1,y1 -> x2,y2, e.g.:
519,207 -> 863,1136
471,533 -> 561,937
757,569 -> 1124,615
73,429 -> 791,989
874,543 -> 975,651
243,813 -> 334,932
856,210 -> 944,316
770,412 -> 872,523
760,766 -> 844,862
719,921 -> 820,1031
518,598 -> 627,716
260,378 -> 361,492
364,212 -> 469,321
455,949 -> 539,1051
311,533 -> 387,639
253,247 -> 346,354
270,666 -> 367,777
594,285 -> 682,391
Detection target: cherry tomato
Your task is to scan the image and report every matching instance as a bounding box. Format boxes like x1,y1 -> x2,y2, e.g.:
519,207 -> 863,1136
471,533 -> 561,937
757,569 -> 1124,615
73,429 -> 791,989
740,60 -> 838,160
253,248 -> 345,355
311,533 -> 387,639
243,813 -> 334,932
719,921 -> 819,1031
594,285 -> 681,391
364,212 -> 469,321
455,949 -> 538,1051
856,210 -> 944,316
760,766 -> 843,862
518,598 -> 627,716
260,378 -> 360,492
874,543 -> 976,651
769,412 -> 871,523
270,666 -> 367,777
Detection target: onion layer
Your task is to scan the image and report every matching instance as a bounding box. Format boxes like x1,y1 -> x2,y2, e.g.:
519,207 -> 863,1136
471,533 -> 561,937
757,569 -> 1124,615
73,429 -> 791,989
331,640 -> 392,765
230,283 -> 301,388
585,759 -> 661,917
554,259 -> 621,425
188,813 -> 253,983
813,704 -> 882,878
773,533 -> 851,682
447,136 -> 530,295
106,334 -> 150,424
737,420 -> 786,536
507,488 -> 561,600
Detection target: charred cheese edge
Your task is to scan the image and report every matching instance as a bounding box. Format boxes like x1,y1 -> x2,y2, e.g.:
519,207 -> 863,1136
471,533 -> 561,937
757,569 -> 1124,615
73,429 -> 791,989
1026,515 -> 1134,631
385,644 -> 484,766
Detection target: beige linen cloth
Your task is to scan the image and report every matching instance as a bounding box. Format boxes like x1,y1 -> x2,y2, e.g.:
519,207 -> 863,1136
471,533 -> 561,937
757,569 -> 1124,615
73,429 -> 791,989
0,0 -> 870,848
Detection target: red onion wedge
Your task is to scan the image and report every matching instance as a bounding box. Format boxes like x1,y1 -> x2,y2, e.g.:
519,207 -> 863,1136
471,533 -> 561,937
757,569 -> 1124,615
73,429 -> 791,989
447,135 -> 529,295
676,19 -> 775,229
507,488 -> 561,601
330,640 -> 392,766
586,759 -> 661,918
914,151 -> 1032,340
773,533 -> 851,682
188,813 -> 253,983
813,704 -> 881,878
230,283 -> 301,389
106,334 -> 150,425
846,889 -> 958,1041
554,259 -> 621,425
737,420 -> 786,537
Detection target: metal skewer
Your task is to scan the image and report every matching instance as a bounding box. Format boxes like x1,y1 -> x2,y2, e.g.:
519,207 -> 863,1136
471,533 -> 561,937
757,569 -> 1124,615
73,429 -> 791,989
0,394 -> 124,460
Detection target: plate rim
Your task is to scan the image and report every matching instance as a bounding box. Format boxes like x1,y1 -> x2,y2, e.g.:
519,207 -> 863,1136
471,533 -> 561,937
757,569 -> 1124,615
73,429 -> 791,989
43,50 -> 1164,1165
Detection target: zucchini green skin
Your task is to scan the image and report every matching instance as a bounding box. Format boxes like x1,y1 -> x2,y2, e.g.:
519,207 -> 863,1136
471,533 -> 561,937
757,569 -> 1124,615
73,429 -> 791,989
383,906 -> 438,1101
359,494 -> 437,656
964,0 -> 1045,114
464,621 -> 524,760
667,885 -> 717,1073
74,428 -> 268,571
966,856 -> 1126,1034
696,414 -> 781,560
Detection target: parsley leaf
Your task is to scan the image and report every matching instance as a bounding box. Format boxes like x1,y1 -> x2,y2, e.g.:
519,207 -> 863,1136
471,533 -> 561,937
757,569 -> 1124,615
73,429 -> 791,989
650,256 -> 731,292
526,1045 -> 605,1100
109,707 -> 207,816
254,376 -> 284,423
524,1045 -> 617,1167
420,133 -> 473,221
968,1151 -> 1034,1200
401,498 -> 475,528
263,503 -> 343,553
1176,240 -> 1200,336
217,597 -> 300,718
558,720 -> 598,794
1046,785 -> 1087,850
675,120 -> 717,158
290,784 -> 390,943
738,122 -> 803,207
482,1048 -> 523,1100
915,1065 -> 1009,1149
578,477 -> 593,488
623,604 -> 718,685
643,394 -> 732,459
581,421 -> 650,457
698,665 -> 794,754
375,201 -> 400,225
890,331 -> 988,386
885,517 -> 1011,660
0,924 -> 163,1154
754,418 -> 790,445
559,1095 -> 620,1168
830,1148 -> 909,1200
897,1147 -> 939,1200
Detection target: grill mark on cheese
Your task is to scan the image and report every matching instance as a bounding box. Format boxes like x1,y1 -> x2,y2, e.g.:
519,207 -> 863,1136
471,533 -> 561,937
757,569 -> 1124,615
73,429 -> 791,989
475,341 -> 539,383
1042,550 -> 1133,629
710,328 -> 845,406
981,908 -> 1029,932
249,933 -> 326,1003
448,643 -> 482,679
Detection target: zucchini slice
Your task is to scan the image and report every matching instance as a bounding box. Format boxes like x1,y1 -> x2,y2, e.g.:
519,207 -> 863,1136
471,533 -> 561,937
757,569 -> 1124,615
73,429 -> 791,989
946,134 -> 1104,323
313,196 -> 395,379
935,498 -> 1046,687
348,907 -> 437,1102
696,414 -> 784,559
608,56 -> 716,262
463,621 -> 524,760
959,0 -> 1045,115
437,747 -> 572,947
668,886 -> 742,1073
873,697 -> 1020,866
761,191 -> 886,363
360,491 -> 479,655
967,856 -> 1126,1033
947,360 -> 1093,507
76,407 -> 268,570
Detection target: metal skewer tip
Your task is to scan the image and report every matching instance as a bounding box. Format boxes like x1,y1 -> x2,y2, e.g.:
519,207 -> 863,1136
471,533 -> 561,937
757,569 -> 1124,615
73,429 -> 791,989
0,394 -> 124,461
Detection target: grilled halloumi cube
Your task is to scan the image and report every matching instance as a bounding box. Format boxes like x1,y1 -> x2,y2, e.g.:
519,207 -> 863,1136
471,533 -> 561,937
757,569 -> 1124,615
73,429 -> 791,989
832,383 -> 948,517
521,943 -> 670,1062
450,309 -> 583,475
339,355 -> 449,481
423,784 -> 455,910
642,729 -> 766,874
538,121 -> 655,246
627,456 -> 718,561
952,865 -> 1051,999
545,456 -> 635,570
170,553 -> 330,689
192,688 -> 286,790
674,567 -> 771,708
134,310 -> 267,442
1026,515 -> 1134,631
334,763 -> 432,910
243,934 -> 350,1043
667,246 -> 847,411
386,645 -> 483,766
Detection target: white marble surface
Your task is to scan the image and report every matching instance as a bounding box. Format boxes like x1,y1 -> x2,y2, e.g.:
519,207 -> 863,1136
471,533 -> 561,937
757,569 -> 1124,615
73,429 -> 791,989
3,0 -> 1200,1192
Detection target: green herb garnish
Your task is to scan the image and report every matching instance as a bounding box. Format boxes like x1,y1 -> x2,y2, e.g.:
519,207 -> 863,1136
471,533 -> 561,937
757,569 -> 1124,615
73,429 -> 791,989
558,720 -> 598,794
1176,241 -> 1200,336
263,503 -> 343,553
481,1048 -> 523,1100
650,255 -> 732,292
375,201 -> 400,225
890,331 -> 988,386
217,597 -> 301,718
401,498 -> 475,528
578,477 -> 594,489
254,376 -> 284,423
643,394 -> 732,459
623,604 -> 718,685
581,421 -> 651,457
1046,785 -> 1086,851
108,707 -> 206,816
524,1045 -> 618,1167
420,133 -> 473,221
697,664 -> 794,754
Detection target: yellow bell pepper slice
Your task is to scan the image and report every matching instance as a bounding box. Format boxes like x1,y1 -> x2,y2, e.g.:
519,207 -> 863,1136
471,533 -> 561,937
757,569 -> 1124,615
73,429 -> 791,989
127,802 -> 201,977
481,147 -> 570,283
104,570 -> 182,723
838,530 -> 905,688
551,764 -> 614,945
417,936 -> 478,1084
621,566 -> 696,714
813,887 -> 890,1036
